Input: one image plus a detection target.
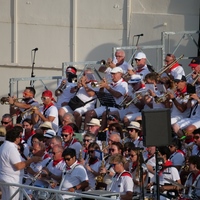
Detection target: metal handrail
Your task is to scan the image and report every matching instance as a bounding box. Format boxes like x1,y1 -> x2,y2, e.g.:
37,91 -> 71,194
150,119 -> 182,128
0,181 -> 120,200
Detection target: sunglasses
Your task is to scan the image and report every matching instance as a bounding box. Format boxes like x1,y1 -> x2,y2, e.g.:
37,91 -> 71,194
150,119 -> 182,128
135,59 -> 141,62
64,157 -> 72,161
41,97 -> 49,101
130,154 -> 137,158
110,148 -> 115,152
61,134 -> 69,138
1,121 -> 11,125
88,150 -> 95,154
194,135 -> 200,140
83,139 -> 91,142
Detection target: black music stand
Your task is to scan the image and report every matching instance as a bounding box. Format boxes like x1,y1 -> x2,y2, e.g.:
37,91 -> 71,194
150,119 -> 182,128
95,91 -> 119,123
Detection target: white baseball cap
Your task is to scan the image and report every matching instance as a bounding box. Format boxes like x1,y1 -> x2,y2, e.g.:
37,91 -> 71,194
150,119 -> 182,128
134,52 -> 146,59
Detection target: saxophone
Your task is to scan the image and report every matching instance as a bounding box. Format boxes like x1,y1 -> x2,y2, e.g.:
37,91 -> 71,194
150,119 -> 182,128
95,141 -> 107,190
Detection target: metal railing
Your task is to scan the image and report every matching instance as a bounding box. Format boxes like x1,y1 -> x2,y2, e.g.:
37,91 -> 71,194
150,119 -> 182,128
0,181 -> 120,200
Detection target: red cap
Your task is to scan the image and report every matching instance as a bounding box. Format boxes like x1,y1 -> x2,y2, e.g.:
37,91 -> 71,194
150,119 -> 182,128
189,57 -> 200,68
42,90 -> 53,98
66,66 -> 77,75
62,125 -> 74,134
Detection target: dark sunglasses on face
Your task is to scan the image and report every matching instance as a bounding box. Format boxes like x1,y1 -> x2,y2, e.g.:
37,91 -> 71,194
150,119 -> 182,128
135,59 -> 141,62
124,148 -> 131,152
64,157 -> 72,161
1,121 -> 11,124
130,154 -> 137,158
83,139 -> 90,142
88,150 -> 95,154
61,134 -> 69,138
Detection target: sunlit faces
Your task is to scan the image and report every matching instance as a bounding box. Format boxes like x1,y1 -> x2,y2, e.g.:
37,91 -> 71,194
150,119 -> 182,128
61,132 -> 73,142
111,72 -> 122,82
110,144 -> 122,155
64,155 -> 76,167
193,134 -> 200,146
130,150 -> 138,162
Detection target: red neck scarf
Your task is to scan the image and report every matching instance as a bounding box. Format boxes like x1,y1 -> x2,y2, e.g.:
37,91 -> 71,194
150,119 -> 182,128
177,149 -> 185,156
159,160 -> 173,175
89,157 -> 99,166
131,162 -> 138,172
43,102 -> 54,110
169,63 -> 180,72
23,130 -> 35,141
53,158 -> 63,166
64,138 -> 78,148
175,85 -> 187,97
136,68 -> 144,73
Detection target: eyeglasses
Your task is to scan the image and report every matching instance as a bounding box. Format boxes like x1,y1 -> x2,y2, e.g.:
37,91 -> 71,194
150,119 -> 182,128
115,55 -> 123,58
194,135 -> 200,140
83,139 -> 91,142
130,154 -> 137,158
135,59 -> 141,62
61,134 -> 69,138
1,121 -> 11,125
64,157 -> 72,161
88,150 -> 95,154
41,97 -> 49,101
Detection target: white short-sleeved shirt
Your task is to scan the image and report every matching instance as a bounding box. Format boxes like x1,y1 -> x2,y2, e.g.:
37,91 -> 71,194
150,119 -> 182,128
109,171 -> 133,195
136,65 -> 151,81
169,151 -> 185,167
56,81 -> 76,109
61,161 -> 88,192
39,105 -> 59,132
85,158 -> 102,189
0,141 -> 24,184
152,165 -> 180,186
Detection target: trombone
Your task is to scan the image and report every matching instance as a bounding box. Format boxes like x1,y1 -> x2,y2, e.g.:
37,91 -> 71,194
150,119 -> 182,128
158,54 -> 184,75
191,73 -> 200,86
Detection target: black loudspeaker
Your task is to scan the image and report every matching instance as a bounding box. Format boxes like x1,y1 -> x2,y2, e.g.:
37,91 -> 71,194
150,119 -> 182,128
142,108 -> 172,147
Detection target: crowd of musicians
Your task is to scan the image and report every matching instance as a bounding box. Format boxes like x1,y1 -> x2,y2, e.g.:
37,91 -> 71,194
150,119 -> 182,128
0,51 -> 200,200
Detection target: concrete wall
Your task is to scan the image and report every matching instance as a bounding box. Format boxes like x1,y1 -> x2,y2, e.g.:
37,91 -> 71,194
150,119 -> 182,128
0,0 -> 199,117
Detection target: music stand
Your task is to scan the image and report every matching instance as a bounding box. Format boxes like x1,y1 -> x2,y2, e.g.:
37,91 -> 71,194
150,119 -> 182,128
95,91 -> 119,126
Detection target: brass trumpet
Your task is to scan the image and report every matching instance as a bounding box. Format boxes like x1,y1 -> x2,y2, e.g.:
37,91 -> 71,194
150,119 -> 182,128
91,81 -> 112,88
0,97 -> 23,105
119,90 -> 149,108
100,58 -> 112,68
21,105 -> 41,117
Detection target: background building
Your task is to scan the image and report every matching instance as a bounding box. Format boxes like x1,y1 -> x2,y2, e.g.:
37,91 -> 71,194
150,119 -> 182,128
0,0 -> 199,116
